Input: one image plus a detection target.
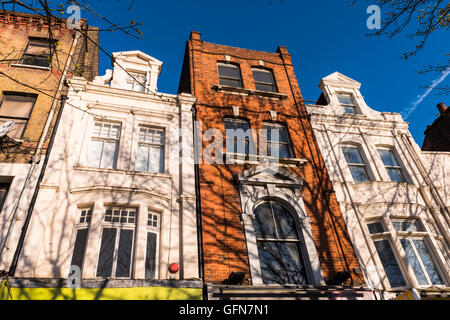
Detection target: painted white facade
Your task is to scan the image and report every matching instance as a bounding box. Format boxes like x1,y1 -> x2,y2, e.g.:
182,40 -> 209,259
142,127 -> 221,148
307,72 -> 450,299
0,161 -> 43,273
14,51 -> 199,281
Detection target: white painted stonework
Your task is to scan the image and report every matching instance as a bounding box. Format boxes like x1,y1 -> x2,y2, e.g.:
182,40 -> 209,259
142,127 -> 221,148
307,72 -> 450,299
14,51 -> 199,281
0,161 -> 43,272
237,163 -> 326,286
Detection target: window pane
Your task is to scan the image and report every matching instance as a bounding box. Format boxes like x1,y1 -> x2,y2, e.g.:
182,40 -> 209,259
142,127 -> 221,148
218,64 -> 240,79
257,241 -> 306,285
343,106 -> 356,114
265,126 -> 288,143
0,118 -> 27,140
26,40 -> 51,55
374,240 -> 406,287
387,168 -> 406,183
349,165 -> 370,183
100,141 -> 118,169
115,229 -> 134,278
136,145 -> 149,172
393,221 -> 422,232
255,83 -> 277,92
272,202 -> 298,240
0,95 -> 35,118
412,240 -> 443,285
70,228 -> 89,272
96,228 -> 117,277
368,222 -> 385,234
342,146 -> 364,164
338,95 -> 353,106
269,143 -> 291,158
220,78 -> 242,88
145,232 -> 157,279
0,183 -> 10,212
254,203 -> 277,239
378,149 -> 398,167
218,64 -> 242,88
253,70 -> 273,83
225,120 -> 252,154
400,239 -> 429,286
149,146 -> 164,173
87,140 -> 103,167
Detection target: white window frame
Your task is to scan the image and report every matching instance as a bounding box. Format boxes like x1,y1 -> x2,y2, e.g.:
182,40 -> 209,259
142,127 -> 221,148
377,147 -> 408,183
367,216 -> 448,290
126,70 -> 147,93
145,209 -> 161,280
392,218 -> 446,288
341,144 -> 372,183
237,165 -> 325,286
366,218 -> 409,290
94,206 -> 137,279
217,62 -> 243,88
263,122 -> 293,159
337,93 -> 358,114
68,207 -> 94,277
87,120 -> 121,169
135,126 -> 166,173
252,67 -> 278,93
224,118 -> 255,157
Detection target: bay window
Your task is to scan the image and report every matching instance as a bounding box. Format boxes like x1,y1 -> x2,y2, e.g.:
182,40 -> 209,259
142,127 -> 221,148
96,207 -> 137,278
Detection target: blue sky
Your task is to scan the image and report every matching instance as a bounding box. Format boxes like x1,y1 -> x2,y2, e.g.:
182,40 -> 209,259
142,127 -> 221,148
81,0 -> 448,146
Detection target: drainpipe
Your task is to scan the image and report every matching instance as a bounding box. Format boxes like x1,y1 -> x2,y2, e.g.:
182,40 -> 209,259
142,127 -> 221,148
192,105 -> 206,300
7,30 -> 81,276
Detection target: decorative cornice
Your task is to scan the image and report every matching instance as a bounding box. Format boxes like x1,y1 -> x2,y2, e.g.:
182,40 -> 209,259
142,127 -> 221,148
70,185 -> 171,201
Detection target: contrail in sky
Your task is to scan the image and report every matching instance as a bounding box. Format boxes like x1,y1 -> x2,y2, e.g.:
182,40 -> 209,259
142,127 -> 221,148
402,66 -> 450,120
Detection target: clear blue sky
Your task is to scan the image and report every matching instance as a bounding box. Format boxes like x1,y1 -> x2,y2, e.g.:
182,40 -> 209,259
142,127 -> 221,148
81,0 -> 449,146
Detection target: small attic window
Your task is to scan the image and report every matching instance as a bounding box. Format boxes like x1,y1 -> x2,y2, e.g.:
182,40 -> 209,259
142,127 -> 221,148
337,94 -> 358,114
126,71 -> 147,93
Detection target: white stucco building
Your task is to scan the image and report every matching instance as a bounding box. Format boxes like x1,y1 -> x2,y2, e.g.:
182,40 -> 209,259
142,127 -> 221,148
307,72 -> 450,300
13,51 -> 200,286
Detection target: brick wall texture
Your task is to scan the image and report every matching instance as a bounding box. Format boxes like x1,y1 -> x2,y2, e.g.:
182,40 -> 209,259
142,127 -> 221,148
0,10 -> 98,163
179,31 -> 365,286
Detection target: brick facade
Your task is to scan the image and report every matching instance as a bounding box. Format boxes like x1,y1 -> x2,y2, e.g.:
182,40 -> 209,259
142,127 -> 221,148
179,31 -> 365,286
0,10 -> 98,163
422,103 -> 450,152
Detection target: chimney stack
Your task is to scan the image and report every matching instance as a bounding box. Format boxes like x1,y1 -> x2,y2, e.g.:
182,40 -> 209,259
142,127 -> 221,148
437,102 -> 447,115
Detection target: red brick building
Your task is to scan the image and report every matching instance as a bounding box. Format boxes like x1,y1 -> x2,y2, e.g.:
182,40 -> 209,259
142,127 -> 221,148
422,103 -> 450,152
179,31 -> 368,299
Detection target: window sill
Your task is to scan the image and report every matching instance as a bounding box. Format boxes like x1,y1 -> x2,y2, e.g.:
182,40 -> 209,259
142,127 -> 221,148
223,152 -> 307,167
340,113 -> 367,119
10,63 -> 50,71
74,166 -> 124,174
73,166 -> 171,178
124,170 -> 170,178
212,84 -> 288,100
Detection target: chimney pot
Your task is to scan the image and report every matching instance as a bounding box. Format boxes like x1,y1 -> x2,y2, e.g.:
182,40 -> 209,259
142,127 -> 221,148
190,31 -> 201,41
437,102 -> 447,115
